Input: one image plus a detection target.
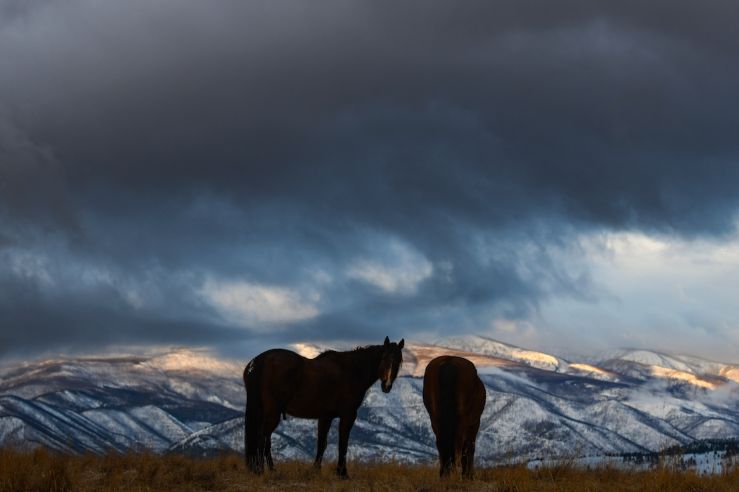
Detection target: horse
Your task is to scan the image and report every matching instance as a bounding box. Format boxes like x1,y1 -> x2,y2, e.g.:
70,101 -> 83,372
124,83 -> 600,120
243,336 -> 404,478
423,355 -> 486,478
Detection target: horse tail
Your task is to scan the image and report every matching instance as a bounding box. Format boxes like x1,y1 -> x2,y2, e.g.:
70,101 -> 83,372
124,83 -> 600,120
438,361 -> 458,474
244,356 -> 264,473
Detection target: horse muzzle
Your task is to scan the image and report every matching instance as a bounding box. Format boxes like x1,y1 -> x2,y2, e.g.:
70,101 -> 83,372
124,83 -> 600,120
381,381 -> 392,393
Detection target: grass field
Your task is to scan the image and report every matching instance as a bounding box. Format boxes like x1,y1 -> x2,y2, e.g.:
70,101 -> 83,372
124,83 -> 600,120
1,448 -> 737,491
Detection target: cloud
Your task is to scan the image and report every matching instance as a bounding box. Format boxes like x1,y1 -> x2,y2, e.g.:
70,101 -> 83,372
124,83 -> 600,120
348,261 -> 431,294
1,1 -> 739,359
347,239 -> 433,294
200,278 -> 320,328
526,229 -> 739,361
0,116 -> 74,230
487,318 -> 539,343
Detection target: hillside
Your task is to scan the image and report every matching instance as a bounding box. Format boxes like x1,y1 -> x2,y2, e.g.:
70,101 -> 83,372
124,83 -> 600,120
1,336 -> 739,466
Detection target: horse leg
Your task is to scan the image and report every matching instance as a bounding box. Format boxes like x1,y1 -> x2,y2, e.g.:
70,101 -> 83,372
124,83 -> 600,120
336,411 -> 356,478
461,422 -> 479,479
452,428 -> 465,476
430,421 -> 448,477
439,448 -> 453,476
264,434 -> 275,471
261,403 -> 281,472
313,417 -> 332,470
434,435 -> 449,476
461,439 -> 476,479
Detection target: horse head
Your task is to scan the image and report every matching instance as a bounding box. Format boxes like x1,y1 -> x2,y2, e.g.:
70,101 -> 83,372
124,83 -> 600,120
378,336 -> 404,393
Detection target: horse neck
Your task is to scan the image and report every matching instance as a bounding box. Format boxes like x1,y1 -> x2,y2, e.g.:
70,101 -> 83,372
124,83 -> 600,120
345,345 -> 383,390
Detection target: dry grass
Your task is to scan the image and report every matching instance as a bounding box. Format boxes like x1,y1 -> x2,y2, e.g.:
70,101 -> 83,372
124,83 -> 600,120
1,448 -> 737,491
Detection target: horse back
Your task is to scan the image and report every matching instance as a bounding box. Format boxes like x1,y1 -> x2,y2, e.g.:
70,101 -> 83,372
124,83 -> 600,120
286,353 -> 354,417
246,348 -> 353,419
423,356 -> 485,422
245,349 -> 306,400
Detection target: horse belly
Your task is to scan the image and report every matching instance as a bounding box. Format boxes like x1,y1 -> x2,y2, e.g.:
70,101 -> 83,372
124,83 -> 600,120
284,383 -> 339,419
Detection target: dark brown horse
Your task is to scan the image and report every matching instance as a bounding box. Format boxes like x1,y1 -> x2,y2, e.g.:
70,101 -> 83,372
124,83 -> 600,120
423,355 -> 486,478
244,336 -> 404,477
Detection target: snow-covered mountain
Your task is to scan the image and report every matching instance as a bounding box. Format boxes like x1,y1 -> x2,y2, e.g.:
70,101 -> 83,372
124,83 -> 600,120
2,337 -> 739,465
0,350 -> 243,453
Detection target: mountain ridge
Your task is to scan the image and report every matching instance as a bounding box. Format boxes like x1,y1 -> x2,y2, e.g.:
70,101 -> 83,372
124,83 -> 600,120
1,338 -> 738,465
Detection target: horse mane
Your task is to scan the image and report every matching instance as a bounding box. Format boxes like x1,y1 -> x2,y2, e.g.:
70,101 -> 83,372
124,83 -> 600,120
315,344 -> 402,367
353,344 -> 375,352
315,345 -> 379,359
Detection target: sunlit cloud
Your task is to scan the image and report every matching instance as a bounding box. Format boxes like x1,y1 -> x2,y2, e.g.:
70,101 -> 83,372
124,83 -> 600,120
531,229 -> 739,361
347,240 -> 433,295
200,278 -> 320,329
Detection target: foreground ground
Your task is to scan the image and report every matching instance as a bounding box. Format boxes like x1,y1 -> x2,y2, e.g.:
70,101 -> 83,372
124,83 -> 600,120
1,448 -> 737,491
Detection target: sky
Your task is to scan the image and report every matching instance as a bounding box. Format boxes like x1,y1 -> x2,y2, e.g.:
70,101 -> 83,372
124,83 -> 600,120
1,0 -> 739,362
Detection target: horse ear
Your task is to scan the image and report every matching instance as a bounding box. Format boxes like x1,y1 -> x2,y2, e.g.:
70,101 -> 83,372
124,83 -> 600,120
384,336 -> 390,346
398,339 -> 404,349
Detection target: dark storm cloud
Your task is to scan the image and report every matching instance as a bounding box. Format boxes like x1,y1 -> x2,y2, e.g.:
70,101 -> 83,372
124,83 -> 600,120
1,0 -> 739,356
0,283 -> 243,358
